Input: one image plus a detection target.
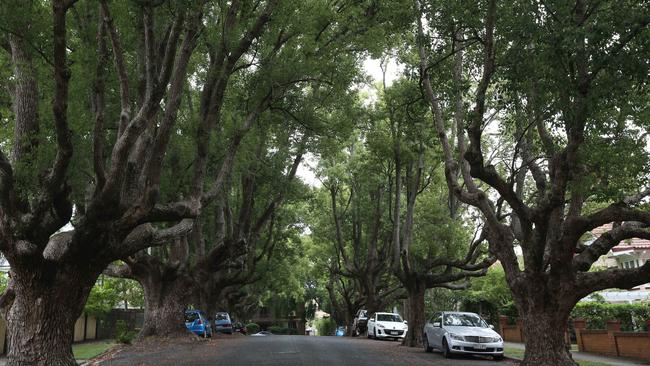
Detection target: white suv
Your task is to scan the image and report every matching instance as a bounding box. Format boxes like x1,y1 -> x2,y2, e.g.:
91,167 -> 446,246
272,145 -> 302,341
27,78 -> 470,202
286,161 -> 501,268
367,312 -> 408,340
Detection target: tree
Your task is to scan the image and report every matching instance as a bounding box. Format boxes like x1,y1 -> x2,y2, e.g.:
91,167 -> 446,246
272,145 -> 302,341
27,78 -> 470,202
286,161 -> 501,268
0,1 -> 204,364
415,0 -> 650,364
104,0 -> 389,339
314,139 -> 406,317
374,76 -> 493,347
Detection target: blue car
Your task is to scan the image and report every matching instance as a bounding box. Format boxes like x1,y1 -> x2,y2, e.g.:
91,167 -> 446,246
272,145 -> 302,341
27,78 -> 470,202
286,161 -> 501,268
185,310 -> 212,338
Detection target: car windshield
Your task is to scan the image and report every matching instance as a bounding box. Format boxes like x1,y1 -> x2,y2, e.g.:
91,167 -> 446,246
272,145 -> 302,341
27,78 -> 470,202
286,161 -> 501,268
360,310 -> 367,317
443,313 -> 486,327
185,312 -> 200,322
377,314 -> 402,322
216,314 -> 229,320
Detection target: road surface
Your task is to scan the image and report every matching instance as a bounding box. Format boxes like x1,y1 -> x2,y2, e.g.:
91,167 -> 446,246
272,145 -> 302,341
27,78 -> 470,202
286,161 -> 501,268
93,335 -> 513,366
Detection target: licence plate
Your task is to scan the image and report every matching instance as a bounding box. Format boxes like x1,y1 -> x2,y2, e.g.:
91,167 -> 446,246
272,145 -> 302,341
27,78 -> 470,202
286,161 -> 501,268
474,344 -> 486,350
390,331 -> 398,335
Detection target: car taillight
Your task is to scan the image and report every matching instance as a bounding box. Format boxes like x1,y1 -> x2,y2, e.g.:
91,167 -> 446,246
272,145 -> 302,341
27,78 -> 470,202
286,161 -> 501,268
197,319 -> 202,325
224,323 -> 231,327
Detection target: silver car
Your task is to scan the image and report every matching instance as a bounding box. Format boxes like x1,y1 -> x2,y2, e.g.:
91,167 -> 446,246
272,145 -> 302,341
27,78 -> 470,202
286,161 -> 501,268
423,311 -> 503,360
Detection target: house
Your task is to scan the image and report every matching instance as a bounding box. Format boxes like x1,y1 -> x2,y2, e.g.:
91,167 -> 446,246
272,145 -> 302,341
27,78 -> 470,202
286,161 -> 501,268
587,224 -> 650,297
248,297 -> 306,334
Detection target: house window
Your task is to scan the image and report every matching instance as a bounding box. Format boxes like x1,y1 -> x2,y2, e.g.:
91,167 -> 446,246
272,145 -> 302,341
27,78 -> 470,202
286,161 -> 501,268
621,259 -> 641,269
621,260 -> 638,269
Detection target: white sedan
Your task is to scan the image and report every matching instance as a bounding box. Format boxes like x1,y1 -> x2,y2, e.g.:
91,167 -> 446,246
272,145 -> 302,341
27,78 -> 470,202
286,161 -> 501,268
367,312 -> 408,340
423,311 -> 503,360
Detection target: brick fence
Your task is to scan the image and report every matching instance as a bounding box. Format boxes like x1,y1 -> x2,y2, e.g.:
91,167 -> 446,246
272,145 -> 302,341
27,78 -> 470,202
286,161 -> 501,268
574,318 -> 650,361
498,316 -> 571,344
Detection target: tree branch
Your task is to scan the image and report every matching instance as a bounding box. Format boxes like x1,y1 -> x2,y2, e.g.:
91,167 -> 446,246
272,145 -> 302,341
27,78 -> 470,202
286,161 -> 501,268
100,0 -> 131,136
572,223 -> 650,271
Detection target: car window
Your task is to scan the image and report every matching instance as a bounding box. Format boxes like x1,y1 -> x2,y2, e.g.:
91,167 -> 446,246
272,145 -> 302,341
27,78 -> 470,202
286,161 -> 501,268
360,310 -> 367,317
443,313 -> 486,327
216,313 -> 229,321
435,314 -> 442,324
377,314 -> 403,322
185,312 -> 200,322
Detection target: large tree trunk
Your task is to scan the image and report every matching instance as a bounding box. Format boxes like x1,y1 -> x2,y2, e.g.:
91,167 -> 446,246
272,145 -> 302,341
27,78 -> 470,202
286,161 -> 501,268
520,310 -> 575,366
5,265 -> 95,366
516,279 -> 576,366
139,272 -> 194,339
402,280 -> 425,347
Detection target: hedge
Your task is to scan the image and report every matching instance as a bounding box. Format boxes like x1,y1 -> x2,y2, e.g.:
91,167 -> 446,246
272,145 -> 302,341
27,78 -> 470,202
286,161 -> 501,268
315,318 -> 337,336
267,326 -> 299,335
571,302 -> 650,331
245,323 -> 260,335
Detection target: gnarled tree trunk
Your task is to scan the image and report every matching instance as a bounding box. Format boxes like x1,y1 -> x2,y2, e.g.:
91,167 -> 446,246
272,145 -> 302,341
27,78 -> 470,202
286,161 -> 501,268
138,271 -> 195,339
520,311 -> 574,366
515,278 -> 576,366
4,264 -> 96,366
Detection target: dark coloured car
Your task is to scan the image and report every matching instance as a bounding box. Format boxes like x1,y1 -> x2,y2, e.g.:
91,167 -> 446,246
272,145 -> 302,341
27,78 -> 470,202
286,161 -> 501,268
232,322 -> 247,335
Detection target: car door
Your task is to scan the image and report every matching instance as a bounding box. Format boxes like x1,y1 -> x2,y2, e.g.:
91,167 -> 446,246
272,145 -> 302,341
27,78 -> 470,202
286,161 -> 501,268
367,313 -> 376,335
424,312 -> 438,343
431,313 -> 444,348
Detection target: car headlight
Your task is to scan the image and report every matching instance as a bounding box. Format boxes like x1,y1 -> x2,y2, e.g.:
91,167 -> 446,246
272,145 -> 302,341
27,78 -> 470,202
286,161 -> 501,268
492,336 -> 502,342
448,333 -> 464,341
377,324 -> 385,328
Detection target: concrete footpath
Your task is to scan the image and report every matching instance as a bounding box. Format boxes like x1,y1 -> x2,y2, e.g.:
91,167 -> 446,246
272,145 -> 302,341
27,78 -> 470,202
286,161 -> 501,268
505,342 -> 649,366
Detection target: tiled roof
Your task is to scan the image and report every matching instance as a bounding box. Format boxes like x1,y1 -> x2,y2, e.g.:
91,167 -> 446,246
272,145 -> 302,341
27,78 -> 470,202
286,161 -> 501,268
590,223 -> 650,251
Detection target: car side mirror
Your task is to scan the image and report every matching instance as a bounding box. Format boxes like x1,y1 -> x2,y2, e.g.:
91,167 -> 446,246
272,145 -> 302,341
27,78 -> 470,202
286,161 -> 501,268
433,322 -> 441,327
489,324 -> 495,330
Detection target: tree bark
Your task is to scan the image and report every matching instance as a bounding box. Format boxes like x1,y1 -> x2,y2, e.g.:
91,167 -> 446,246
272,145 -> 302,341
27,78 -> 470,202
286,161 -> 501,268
520,308 -> 575,366
138,271 -> 195,339
8,34 -> 39,163
402,280 -> 425,347
5,265 -> 95,366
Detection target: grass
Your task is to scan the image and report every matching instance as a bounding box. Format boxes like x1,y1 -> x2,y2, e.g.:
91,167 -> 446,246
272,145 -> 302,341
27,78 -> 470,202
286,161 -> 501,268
504,348 -> 611,366
72,340 -> 115,360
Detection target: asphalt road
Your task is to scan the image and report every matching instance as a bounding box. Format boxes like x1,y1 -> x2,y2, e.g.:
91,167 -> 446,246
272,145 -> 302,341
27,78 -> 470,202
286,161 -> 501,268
93,335 -> 513,366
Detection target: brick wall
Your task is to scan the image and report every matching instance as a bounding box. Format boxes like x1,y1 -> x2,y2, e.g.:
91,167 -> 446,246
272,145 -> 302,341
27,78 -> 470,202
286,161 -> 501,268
574,318 -> 650,361
499,316 -> 571,344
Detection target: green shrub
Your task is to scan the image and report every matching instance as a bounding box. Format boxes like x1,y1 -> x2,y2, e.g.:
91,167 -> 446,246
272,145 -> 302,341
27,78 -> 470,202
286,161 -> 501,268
245,323 -> 260,335
571,302 -> 650,331
267,326 -> 299,335
315,317 -> 337,336
115,320 -> 136,344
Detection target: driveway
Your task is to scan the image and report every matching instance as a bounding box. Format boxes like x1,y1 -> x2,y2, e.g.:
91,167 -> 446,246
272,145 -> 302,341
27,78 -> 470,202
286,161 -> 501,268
91,335 -> 514,366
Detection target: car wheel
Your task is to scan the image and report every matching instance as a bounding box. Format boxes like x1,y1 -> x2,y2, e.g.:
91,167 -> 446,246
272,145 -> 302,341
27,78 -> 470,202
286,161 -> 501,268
442,338 -> 453,359
423,335 -> 433,353
367,328 -> 371,339
494,354 -> 504,361
373,329 -> 377,340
